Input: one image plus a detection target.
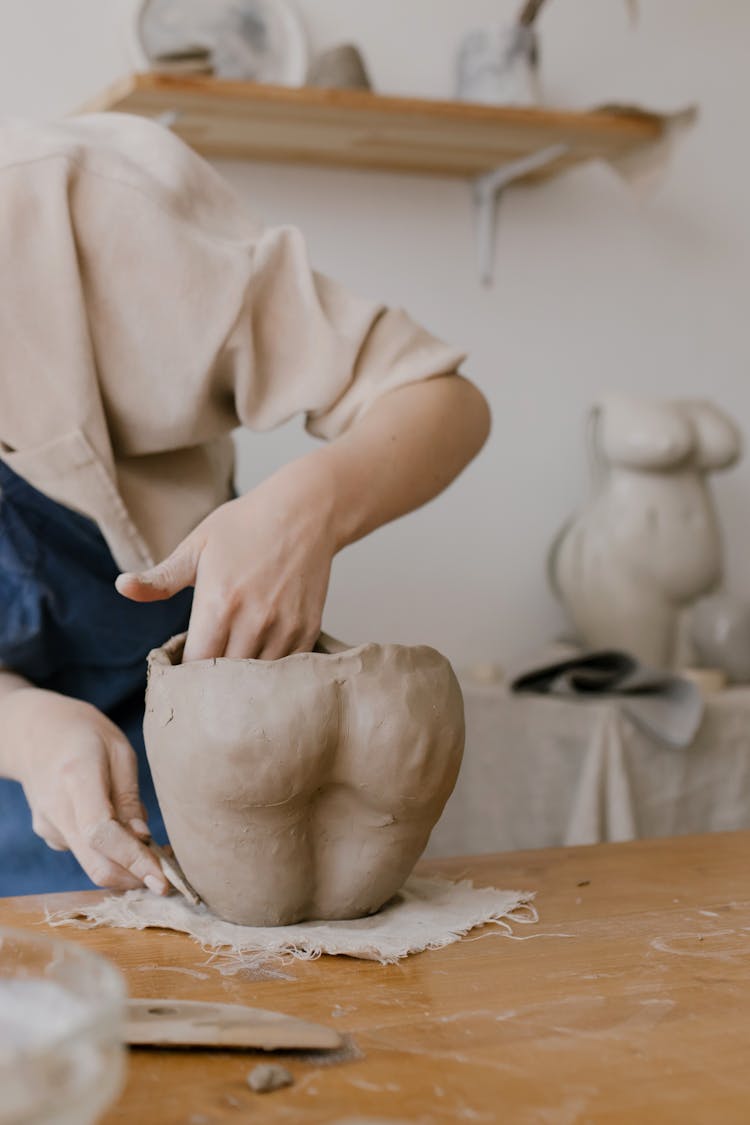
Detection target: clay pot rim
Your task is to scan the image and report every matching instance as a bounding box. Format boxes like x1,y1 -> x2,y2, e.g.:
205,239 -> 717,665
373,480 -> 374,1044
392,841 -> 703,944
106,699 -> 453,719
147,632 -> 442,671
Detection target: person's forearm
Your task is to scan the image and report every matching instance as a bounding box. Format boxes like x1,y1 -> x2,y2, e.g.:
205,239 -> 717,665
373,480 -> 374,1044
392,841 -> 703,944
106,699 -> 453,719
116,372 -> 490,662
0,669 -> 36,779
0,669 -> 31,701
310,373 -> 491,551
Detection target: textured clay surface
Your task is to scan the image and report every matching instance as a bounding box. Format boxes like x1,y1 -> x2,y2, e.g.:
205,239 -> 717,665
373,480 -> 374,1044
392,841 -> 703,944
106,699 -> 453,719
144,634 -> 465,926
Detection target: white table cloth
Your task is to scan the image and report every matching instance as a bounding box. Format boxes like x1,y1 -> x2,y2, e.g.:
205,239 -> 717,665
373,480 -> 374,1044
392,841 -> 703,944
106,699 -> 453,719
428,676 -> 750,856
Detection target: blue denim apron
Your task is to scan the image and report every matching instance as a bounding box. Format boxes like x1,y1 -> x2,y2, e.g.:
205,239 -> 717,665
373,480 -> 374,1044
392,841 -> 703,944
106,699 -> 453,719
0,459 -> 193,895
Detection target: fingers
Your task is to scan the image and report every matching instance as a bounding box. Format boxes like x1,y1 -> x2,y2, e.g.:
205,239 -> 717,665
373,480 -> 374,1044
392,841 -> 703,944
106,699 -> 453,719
68,837 -> 144,892
34,803 -> 142,889
71,749 -> 168,894
129,813 -> 152,843
31,814 -> 69,853
254,627 -> 301,662
218,580 -> 314,661
73,816 -> 168,894
116,535 -> 199,604
186,609 -> 317,663
108,733 -> 149,836
257,632 -> 318,661
260,615 -> 320,660
182,589 -> 231,663
224,618 -> 319,661
21,694 -> 170,893
221,605 -> 289,660
222,617 -> 267,660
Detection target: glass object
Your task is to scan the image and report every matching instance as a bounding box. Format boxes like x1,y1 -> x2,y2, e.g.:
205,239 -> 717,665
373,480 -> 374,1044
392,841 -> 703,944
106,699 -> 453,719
456,24 -> 540,106
0,928 -> 126,1125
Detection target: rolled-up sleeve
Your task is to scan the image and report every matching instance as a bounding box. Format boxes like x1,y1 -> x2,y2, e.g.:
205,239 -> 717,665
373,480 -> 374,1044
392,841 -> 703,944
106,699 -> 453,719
47,112 -> 466,454
0,112 -> 469,567
225,225 -> 468,441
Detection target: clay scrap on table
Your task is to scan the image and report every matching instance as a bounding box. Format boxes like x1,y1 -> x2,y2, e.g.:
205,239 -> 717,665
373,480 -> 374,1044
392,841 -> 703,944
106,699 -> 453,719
247,1064 -> 294,1093
144,633 -> 465,927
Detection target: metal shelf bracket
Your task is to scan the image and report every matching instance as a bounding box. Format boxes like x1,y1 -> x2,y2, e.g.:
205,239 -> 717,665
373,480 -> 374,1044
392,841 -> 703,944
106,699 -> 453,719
155,113 -> 567,288
473,143 -> 569,286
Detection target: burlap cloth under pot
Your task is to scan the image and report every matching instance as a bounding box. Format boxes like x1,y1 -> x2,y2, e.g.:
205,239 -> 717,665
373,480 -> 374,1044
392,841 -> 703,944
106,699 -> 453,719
47,876 -> 536,970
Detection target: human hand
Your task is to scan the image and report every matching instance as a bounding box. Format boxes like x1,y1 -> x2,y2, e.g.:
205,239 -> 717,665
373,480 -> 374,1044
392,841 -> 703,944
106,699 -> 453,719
0,688 -> 169,893
116,457 -> 337,662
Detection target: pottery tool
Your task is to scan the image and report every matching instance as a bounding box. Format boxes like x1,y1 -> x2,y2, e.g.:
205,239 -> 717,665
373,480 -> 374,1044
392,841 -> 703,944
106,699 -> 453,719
126,999 -> 343,1051
148,842 -> 201,906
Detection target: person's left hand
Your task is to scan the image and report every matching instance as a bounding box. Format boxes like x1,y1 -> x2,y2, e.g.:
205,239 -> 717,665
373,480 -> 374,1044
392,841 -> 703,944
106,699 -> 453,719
116,458 -> 337,662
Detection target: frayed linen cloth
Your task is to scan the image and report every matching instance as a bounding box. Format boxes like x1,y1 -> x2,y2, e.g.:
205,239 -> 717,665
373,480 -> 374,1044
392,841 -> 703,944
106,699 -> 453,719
47,877 -> 535,969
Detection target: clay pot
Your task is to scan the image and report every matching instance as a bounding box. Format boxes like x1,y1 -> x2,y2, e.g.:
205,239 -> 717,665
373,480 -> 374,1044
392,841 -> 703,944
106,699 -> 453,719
144,634 -> 464,926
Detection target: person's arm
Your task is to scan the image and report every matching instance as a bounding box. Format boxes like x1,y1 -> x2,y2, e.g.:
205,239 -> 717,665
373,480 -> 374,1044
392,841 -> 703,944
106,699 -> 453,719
313,373 -> 490,546
0,669 -> 169,893
117,373 -> 490,661
0,668 -> 29,703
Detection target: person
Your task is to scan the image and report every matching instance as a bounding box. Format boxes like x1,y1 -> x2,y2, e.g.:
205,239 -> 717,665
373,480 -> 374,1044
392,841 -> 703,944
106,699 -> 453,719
0,112 -> 490,897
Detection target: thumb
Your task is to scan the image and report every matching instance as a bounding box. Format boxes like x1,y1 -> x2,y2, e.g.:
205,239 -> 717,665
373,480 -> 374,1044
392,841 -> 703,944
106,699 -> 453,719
116,538 -> 198,603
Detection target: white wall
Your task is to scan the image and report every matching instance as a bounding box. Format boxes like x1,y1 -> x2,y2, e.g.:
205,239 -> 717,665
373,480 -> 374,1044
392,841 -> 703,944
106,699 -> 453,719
2,1 -> 748,668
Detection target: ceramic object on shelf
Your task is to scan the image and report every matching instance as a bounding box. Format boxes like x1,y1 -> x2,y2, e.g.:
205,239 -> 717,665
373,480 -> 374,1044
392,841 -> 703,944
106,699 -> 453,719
549,396 -> 742,670
133,0 -> 308,85
307,44 -> 373,91
690,594 -> 750,684
456,23 -> 540,106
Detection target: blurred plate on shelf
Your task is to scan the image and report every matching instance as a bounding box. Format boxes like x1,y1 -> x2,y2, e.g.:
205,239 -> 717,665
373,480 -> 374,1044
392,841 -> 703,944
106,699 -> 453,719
133,0 -> 308,85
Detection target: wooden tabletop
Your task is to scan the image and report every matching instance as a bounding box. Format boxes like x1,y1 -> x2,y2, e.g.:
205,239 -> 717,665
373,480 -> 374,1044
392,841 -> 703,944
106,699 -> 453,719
3,831 -> 750,1124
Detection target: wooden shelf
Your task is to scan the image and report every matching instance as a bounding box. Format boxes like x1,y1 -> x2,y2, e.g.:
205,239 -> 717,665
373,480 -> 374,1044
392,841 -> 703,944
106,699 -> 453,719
81,72 -> 665,182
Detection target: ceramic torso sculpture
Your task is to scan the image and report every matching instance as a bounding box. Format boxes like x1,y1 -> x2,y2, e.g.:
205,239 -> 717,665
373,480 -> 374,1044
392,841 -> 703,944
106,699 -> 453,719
144,634 -> 465,926
549,396 -> 742,669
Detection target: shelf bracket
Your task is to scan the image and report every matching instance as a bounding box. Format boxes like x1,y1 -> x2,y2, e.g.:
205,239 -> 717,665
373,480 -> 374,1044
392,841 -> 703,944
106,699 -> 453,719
473,143 -> 569,286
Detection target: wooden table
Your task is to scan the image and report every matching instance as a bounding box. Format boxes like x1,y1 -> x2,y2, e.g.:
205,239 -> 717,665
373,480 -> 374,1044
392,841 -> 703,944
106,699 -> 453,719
3,832 -> 750,1124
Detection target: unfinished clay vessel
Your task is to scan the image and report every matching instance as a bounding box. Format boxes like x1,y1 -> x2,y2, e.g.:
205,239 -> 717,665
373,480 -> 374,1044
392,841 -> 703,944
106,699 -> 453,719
144,634 -> 465,926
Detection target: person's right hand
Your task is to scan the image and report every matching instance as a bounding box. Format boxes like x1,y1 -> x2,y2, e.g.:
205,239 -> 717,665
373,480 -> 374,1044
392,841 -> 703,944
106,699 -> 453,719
0,688 -> 169,893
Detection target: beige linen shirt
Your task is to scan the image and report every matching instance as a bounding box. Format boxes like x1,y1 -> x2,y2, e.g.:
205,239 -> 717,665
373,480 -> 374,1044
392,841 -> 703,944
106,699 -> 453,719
0,113 -> 465,572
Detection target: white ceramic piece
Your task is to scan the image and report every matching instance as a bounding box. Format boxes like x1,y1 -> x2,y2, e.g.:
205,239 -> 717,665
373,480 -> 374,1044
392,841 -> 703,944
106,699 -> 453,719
133,0 -> 308,86
456,23 -> 540,106
549,396 -> 742,670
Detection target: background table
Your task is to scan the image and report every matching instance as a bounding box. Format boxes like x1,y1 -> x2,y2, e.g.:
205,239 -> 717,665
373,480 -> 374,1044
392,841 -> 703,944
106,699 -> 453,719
429,677 -> 750,856
3,831 -> 750,1123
